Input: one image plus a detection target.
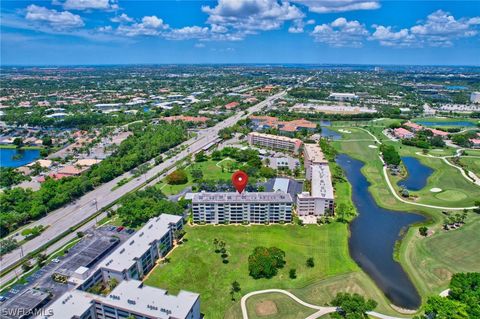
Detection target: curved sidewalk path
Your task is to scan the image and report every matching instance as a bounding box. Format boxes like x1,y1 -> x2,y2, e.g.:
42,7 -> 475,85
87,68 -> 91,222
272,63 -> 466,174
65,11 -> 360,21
351,128 -> 478,210
414,150 -> 480,186
240,289 -> 406,319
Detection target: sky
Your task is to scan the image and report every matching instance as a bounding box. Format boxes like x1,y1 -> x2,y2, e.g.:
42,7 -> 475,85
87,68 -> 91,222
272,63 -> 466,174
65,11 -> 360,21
1,0 -> 480,65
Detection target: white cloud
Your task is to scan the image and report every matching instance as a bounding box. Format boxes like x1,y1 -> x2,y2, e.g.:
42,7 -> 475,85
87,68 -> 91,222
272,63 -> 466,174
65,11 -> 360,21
202,0 -> 304,32
194,43 -> 206,48
288,18 -> 315,33
115,15 -> 169,36
60,0 -> 118,11
311,17 -> 368,47
165,26 -> 210,40
369,25 -> 415,47
111,13 -> 133,23
26,4 -> 84,29
370,10 -> 480,47
292,0 -> 379,13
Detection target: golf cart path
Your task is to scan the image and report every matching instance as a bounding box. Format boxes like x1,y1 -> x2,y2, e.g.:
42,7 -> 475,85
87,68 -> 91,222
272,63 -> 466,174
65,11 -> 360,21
353,128 -> 478,210
240,289 -> 406,319
414,150 -> 480,186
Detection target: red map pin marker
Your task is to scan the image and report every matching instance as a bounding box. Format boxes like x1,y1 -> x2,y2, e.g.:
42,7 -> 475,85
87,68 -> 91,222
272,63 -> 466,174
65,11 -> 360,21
232,170 -> 248,194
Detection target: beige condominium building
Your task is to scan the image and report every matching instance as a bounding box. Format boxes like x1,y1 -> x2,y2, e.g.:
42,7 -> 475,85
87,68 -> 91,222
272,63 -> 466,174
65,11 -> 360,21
297,144 -> 334,217
247,132 -> 303,154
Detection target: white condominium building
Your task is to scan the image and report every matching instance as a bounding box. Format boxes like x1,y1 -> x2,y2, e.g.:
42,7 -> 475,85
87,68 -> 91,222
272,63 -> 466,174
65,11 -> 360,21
38,280 -> 200,319
297,164 -> 334,216
303,143 -> 328,180
36,214 -> 201,319
192,191 -> 293,224
98,214 -> 183,283
247,132 -> 303,154
297,143 -> 334,217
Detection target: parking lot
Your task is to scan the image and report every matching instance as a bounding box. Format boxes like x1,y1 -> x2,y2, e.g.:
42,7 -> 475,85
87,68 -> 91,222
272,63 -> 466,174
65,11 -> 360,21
0,225 -> 134,318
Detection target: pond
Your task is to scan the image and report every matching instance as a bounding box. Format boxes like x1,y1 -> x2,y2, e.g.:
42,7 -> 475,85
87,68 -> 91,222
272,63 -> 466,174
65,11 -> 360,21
336,154 -> 425,309
0,148 -> 40,168
398,157 -> 433,191
320,127 -> 342,140
415,120 -> 476,127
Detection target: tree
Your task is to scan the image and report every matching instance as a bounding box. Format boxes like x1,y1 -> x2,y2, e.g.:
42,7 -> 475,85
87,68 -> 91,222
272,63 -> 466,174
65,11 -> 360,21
230,280 -> 241,300
213,238 -> 219,252
191,168 -> 203,182
248,246 -> 286,279
42,136 -> 53,147
289,268 -> 297,279
77,231 -> 85,238
473,201 -> 480,214
306,257 -> 315,268
36,253 -> 47,267
13,137 -> 23,148
419,226 -> 428,237
22,260 -> 32,273
166,170 -> 188,185
195,150 -> 208,162
422,296 -> 468,319
331,293 -> 377,318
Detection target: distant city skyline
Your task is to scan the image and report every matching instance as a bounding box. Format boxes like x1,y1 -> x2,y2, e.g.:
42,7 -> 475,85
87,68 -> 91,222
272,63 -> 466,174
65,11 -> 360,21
2,0 -> 480,65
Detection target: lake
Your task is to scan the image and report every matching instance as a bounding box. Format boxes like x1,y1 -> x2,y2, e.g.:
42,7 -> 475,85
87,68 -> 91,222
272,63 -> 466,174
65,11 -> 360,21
0,148 -> 40,168
320,127 -> 342,140
415,120 -> 476,127
398,157 -> 433,191
336,154 -> 425,309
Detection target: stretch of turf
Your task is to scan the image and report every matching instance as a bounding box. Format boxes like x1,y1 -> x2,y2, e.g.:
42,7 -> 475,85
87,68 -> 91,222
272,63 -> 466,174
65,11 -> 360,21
145,223 -> 357,319
156,159 -> 237,195
330,124 -> 480,304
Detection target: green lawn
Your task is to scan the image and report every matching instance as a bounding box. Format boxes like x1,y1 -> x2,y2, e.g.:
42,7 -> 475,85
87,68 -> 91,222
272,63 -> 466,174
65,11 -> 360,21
156,159 -> 238,195
331,123 -> 480,307
145,224 -> 357,319
458,157 -> 480,176
401,214 -> 480,297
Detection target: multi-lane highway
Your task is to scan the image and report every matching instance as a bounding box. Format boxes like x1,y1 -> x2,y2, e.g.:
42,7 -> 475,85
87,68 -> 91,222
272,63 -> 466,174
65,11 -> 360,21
0,91 -> 286,285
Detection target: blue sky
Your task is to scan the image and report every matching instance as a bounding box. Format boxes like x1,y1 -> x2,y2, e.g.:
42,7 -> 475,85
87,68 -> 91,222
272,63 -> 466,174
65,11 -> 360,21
1,0 -> 480,65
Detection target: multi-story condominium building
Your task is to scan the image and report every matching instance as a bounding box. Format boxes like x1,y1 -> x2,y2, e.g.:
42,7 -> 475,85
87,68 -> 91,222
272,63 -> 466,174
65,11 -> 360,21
192,191 -> 293,224
36,214 -> 201,319
297,164 -> 334,216
38,280 -> 200,319
247,132 -> 303,154
98,214 -> 182,283
303,143 -> 328,180
297,144 -> 334,217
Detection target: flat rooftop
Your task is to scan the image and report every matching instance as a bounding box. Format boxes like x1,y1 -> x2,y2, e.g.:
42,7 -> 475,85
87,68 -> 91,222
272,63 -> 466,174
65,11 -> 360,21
311,164 -> 334,199
99,214 -> 182,273
37,280 -> 199,319
35,290 -> 92,319
192,191 -> 293,204
248,132 -> 302,144
304,144 -> 328,164
104,280 -> 199,319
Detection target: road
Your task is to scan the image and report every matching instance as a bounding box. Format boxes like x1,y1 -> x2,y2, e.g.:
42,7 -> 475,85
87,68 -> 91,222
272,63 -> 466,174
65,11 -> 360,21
0,91 -> 286,284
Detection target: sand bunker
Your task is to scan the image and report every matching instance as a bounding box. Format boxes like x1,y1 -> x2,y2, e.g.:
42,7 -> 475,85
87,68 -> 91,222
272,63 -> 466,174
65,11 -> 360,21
368,145 -> 378,149
430,188 -> 442,193
339,129 -> 352,134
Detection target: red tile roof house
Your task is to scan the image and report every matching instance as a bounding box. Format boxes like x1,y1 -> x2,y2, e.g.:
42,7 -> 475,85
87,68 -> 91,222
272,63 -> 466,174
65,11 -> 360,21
404,121 -> 423,132
470,139 -> 480,149
428,128 -> 449,139
224,102 -> 240,110
393,127 -> 414,139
